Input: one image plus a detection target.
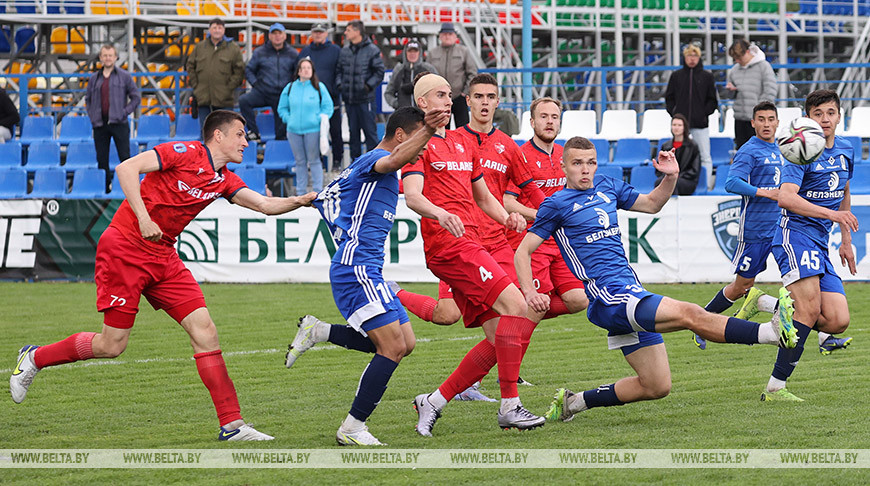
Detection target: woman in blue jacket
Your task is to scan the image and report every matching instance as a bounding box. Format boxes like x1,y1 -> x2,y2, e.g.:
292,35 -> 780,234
278,58 -> 334,195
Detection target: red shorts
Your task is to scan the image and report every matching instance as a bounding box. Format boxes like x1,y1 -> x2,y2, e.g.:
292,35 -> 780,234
427,238 -> 512,328
531,245 -> 585,295
95,226 -> 207,329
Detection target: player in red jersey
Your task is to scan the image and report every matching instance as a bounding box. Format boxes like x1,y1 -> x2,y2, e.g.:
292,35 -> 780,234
504,97 -> 588,317
404,74 -> 547,434
9,110 -> 315,441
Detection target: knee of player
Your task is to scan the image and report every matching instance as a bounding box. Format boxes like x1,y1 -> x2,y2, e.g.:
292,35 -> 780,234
432,306 -> 461,326
96,338 -> 127,358
681,303 -> 710,329
403,337 -> 416,357
651,380 -> 672,400
564,294 -> 589,314
825,316 -> 850,335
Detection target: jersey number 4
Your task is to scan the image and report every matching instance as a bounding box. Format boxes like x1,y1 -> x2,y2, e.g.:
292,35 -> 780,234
479,266 -> 493,282
800,250 -> 821,271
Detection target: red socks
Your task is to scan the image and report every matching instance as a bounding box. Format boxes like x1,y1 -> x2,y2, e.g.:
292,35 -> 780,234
396,289 -> 437,322
543,293 -> 570,319
495,315 -> 537,398
194,350 -> 242,426
33,332 -> 96,368
437,339 -> 497,401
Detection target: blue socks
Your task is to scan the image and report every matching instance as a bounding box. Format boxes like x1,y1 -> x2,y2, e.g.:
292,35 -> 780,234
724,317 -> 761,344
705,288 -> 734,314
328,325 -> 376,353
349,354 -> 399,422
772,320 -> 812,381
583,383 -> 624,409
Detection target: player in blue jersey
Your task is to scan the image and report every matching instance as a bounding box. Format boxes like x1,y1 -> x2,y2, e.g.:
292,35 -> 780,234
281,106 -> 452,445
513,137 -> 798,421
764,89 -> 859,401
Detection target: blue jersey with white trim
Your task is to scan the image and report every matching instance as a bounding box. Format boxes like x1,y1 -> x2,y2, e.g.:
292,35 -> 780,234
778,136 -> 853,246
313,148 -> 396,266
528,175 -> 642,304
728,136 -> 784,242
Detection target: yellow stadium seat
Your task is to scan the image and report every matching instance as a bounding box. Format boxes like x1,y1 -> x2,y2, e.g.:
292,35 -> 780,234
69,28 -> 86,55
50,27 -> 69,55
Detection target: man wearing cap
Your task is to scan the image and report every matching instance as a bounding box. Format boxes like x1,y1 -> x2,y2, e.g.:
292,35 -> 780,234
427,22 -> 477,128
336,20 -> 385,166
299,23 -> 343,171
239,23 -> 298,142
187,18 -> 245,131
385,41 -> 437,110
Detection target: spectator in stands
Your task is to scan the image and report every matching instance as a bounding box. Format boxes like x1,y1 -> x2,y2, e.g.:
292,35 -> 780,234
385,41 -> 437,110
0,87 -> 19,143
726,40 -> 777,149
238,23 -> 297,142
85,44 -> 140,191
336,20 -> 384,168
427,22 -> 477,128
277,58 -> 333,196
187,18 -> 244,131
664,44 -> 717,189
655,114 -> 700,195
299,23 -> 342,171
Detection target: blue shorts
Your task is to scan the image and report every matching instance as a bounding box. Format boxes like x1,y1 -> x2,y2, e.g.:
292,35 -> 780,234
330,263 -> 410,336
772,228 -> 844,295
586,286 -> 665,355
730,240 -> 772,279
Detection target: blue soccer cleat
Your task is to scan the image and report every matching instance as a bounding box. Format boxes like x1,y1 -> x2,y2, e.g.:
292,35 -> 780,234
692,333 -> 707,350
819,336 -> 852,355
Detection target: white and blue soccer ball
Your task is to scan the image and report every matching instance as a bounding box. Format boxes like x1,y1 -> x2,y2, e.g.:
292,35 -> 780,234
777,117 -> 826,165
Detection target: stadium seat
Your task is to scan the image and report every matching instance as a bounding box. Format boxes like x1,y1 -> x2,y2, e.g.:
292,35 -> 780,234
710,137 -> 735,166
558,110 -> 597,139
108,171 -> 125,199
174,113 -> 201,140
709,164 -> 730,195
377,123 -> 385,141
68,168 -> 107,199
850,165 -> 870,194
638,109 -> 672,141
241,141 -> 259,167
777,107 -> 802,129
261,140 -> 292,171
720,108 -> 736,138
708,110 -> 722,135
134,114 -> 170,145
611,138 -> 651,167
24,142 -> 61,171
256,113 -> 276,141
591,138 -> 611,163
0,168 -> 28,199
0,142 -> 23,169
234,167 -> 267,195
842,106 -> 870,139
692,169 -> 708,195
15,27 -> 37,54
29,168 -> 67,198
629,165 -> 657,193
0,27 -> 11,53
64,142 -> 99,170
842,135 -> 865,162
597,165 -> 624,181
513,111 -> 532,141
57,115 -> 92,144
19,116 -> 55,146
596,109 -> 639,141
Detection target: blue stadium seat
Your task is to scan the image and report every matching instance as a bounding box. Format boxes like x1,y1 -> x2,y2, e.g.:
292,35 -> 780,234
19,116 -> 55,146
29,168 -> 67,198
0,142 -> 23,168
65,0 -> 85,14
24,142 -> 61,171
234,167 -> 267,195
709,164 -> 730,195
255,113 -> 276,141
261,140 -> 292,171
68,168 -> 107,199
377,122 -> 385,141
174,113 -> 201,140
241,141 -> 259,168
0,27 -> 11,53
629,165 -> 657,193
710,137 -> 735,166
591,138 -> 611,163
850,165 -> 870,194
0,168 -> 28,199
108,171 -> 124,199
57,115 -> 92,144
597,165 -> 624,181
611,138 -> 651,168
843,135 -> 864,162
14,2 -> 37,14
692,169 -> 708,195
134,115 -> 170,145
64,142 -> 98,170
15,27 -> 37,53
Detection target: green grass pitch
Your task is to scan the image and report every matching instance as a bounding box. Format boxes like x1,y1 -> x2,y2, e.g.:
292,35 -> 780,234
1,281 -> 867,484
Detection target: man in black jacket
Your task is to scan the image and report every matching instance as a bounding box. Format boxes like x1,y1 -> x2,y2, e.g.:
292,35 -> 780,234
336,20 -> 385,164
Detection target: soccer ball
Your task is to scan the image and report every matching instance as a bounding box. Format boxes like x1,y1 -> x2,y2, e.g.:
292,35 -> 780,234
777,117 -> 826,165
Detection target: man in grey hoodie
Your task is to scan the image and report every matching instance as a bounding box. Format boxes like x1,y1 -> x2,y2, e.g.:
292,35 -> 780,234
385,41 -> 437,110
726,40 -> 777,149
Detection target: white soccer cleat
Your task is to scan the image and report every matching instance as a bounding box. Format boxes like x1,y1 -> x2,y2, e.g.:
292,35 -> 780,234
218,424 -> 274,441
10,345 -> 40,404
497,404 -> 546,430
336,425 -> 385,446
413,393 -> 442,437
285,315 -> 328,368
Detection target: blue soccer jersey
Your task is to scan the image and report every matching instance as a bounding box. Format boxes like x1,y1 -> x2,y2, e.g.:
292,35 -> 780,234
729,136 -> 784,242
528,175 -> 642,303
313,148 -> 397,267
778,135 -> 853,246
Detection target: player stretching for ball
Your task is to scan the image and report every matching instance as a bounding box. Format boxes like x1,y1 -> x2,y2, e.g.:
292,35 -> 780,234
283,107 -> 451,445
512,137 -> 798,422
10,111 -> 316,441
762,89 -> 858,401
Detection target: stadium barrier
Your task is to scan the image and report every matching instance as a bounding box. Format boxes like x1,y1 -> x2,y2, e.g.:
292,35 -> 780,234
2,196 -> 869,283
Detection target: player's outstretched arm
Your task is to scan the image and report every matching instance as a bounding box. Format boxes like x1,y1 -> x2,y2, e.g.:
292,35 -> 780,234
515,232 -> 550,313
116,151 -> 162,242
373,108 -> 451,174
630,149 -> 678,214
504,193 -> 537,221
472,177 -> 526,232
403,173 -> 465,237
777,182 -> 859,232
231,189 -> 318,215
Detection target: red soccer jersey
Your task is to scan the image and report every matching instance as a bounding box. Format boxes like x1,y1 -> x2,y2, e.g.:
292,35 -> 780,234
110,141 -> 247,255
453,126 -> 537,248
505,140 -> 566,250
403,130 -> 482,258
